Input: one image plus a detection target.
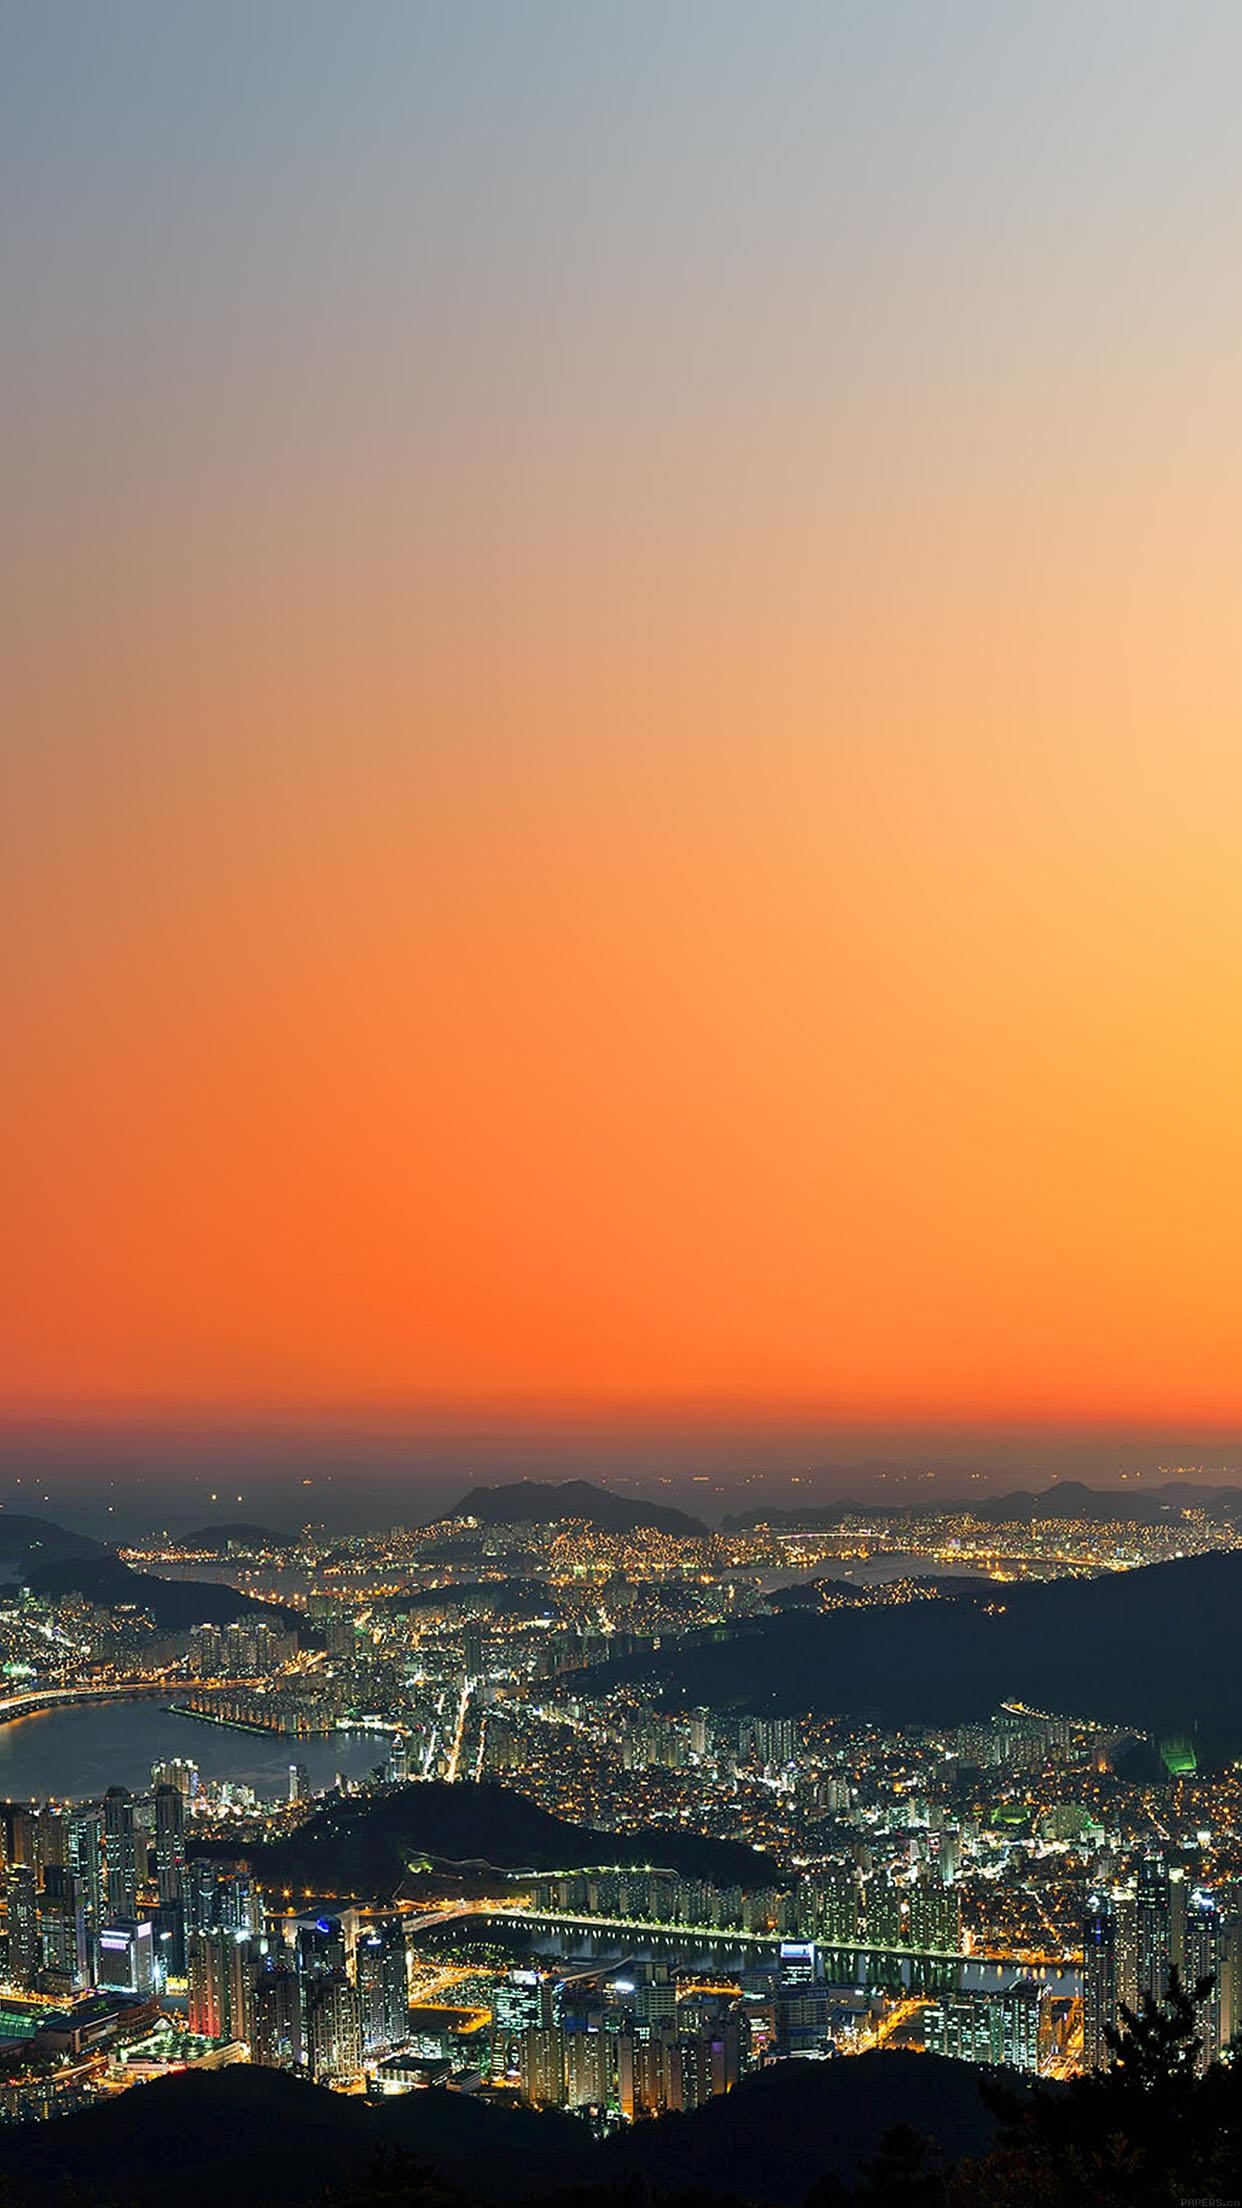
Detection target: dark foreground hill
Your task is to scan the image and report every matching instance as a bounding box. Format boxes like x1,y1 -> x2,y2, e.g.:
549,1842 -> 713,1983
189,1778 -> 778,1897
445,1479 -> 708,1538
3,1999 -> 1240,2208
0,2064 -> 588,2208
0,2052 -> 1018,2208
22,1550 -> 312,1641
580,1551 -> 1242,1764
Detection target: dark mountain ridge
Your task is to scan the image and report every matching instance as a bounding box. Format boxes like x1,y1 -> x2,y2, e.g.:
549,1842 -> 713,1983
0,2047 -> 1025,2207
724,1478 -> 1242,1531
444,1478 -> 708,1537
0,1512 -> 105,1576
22,1550 -> 312,1641
579,1550 -> 1242,1763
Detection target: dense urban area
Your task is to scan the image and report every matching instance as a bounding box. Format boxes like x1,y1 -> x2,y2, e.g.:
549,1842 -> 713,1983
0,1472 -> 1236,2160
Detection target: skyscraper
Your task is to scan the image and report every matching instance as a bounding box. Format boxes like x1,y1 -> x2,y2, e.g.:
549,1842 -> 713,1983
6,1865 -> 40,1989
1136,1857 -> 1172,2005
187,1927 -> 255,2043
301,1970 -> 361,2083
103,1788 -> 138,1921
1185,1890 -> 1224,2069
355,1918 -> 408,2058
154,1786 -> 186,1908
1083,1892 -> 1118,2070
38,1865 -> 90,1993
66,1808 -> 105,1952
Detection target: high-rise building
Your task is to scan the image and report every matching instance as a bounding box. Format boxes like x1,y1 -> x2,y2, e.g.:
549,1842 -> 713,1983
563,2016 -> 610,2109
38,1866 -> 90,1993
635,1961 -> 677,2030
103,1788 -> 138,1921
493,1970 -> 553,2077
520,2023 -> 566,2107
65,1807 -> 106,1970
356,1918 -> 408,2058
302,1970 -> 361,2082
1136,1858 -> 1172,2005
297,1916 -> 347,1978
6,1865 -> 40,1988
96,1918 -> 155,1998
1002,1979 -> 1044,2074
924,1991 -> 1005,2064
151,1758 -> 199,1800
187,1927 -> 255,2042
1185,1890 -> 1224,2069
154,1787 -> 186,1907
1084,1892 -> 1118,2070
251,1953 -> 300,2070
185,1860 -> 260,1943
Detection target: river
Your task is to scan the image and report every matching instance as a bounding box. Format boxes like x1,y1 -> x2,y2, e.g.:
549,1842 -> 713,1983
0,1700 -> 389,1803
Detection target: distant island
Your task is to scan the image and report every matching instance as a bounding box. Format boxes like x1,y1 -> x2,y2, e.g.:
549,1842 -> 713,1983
180,1522 -> 285,1551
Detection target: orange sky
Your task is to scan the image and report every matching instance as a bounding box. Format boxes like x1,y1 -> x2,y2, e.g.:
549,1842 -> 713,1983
5,7 -> 1242,1435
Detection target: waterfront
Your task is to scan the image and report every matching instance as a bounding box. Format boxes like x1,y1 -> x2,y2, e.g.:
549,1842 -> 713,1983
0,1699 -> 387,1801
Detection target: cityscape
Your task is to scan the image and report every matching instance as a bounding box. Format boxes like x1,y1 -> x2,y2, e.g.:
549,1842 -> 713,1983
8,2 -> 1242,2201
0,1477 -> 1235,2174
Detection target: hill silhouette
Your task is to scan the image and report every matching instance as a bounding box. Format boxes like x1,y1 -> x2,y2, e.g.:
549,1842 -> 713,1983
190,1778 -> 778,1897
22,1550 -> 312,1641
723,1479 -> 1242,1531
0,2048 -> 1026,2207
0,1512 -> 104,1579
181,1522 -> 284,1550
0,2062 -> 588,2207
580,1551 -> 1242,1763
445,1479 -> 708,1538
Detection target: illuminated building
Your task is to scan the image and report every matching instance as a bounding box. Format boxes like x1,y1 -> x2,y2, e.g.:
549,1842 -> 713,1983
97,1918 -> 155,1998
154,1787 -> 185,1908
251,1953 -> 300,2069
1083,1893 -> 1118,2070
924,1991 -> 1005,2064
66,1810 -> 105,1949
1001,1978 -> 1044,2074
301,1970 -> 361,2083
520,2023 -> 566,2107
563,2016 -> 610,2109
1136,1857 -> 1172,2004
188,1927 -> 255,2042
493,1970 -> 553,2077
355,1918 -> 409,2057
37,1866 -> 90,1993
1184,1891 -> 1223,2068
102,1789 -> 138,1921
6,1865 -> 39,1988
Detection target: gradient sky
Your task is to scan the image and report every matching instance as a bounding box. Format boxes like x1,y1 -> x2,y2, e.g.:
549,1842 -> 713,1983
5,3 -> 1242,1444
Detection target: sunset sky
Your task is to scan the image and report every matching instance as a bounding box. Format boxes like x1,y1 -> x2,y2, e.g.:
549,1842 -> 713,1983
6,4 -> 1242,1453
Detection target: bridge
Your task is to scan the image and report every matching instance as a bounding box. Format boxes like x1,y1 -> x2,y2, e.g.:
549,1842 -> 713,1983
410,1902 -> 1079,1980
0,1679 -> 256,1727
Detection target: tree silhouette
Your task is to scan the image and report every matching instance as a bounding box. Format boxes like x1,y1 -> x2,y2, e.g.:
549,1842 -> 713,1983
955,1968 -> 1242,2208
